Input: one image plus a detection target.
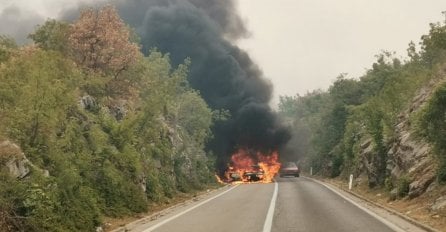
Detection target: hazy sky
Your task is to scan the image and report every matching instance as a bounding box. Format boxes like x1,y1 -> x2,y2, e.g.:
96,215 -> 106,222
236,0 -> 446,105
1,0 -> 446,106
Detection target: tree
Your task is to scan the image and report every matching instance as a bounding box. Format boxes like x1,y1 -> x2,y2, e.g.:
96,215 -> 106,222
0,36 -> 17,63
0,50 -> 80,159
29,19 -> 70,53
420,22 -> 446,66
69,5 -> 140,77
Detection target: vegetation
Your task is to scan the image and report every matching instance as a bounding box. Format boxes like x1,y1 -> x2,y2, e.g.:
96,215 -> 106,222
279,20 -> 446,187
0,6 -> 217,231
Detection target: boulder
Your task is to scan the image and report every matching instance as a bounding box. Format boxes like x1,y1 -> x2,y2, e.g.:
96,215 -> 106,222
389,188 -> 398,201
408,172 -> 435,199
0,140 -> 30,179
6,157 -> 30,179
79,95 -> 98,111
430,196 -> 446,211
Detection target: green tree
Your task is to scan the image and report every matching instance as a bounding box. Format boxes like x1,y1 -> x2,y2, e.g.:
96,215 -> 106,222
29,19 -> 70,53
0,35 -> 17,63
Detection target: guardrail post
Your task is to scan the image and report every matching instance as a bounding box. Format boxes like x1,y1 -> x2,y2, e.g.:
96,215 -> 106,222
349,174 -> 353,190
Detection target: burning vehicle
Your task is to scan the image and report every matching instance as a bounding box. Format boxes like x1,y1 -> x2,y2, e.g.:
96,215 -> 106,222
243,164 -> 264,182
219,148 -> 281,183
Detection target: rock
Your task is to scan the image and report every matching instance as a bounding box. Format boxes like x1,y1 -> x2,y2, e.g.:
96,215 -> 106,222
0,140 -> 51,179
95,226 -> 103,232
79,95 -> 97,111
139,175 -> 146,193
431,196 -> 446,211
110,105 -> 127,120
43,169 -> 50,177
0,140 -> 23,160
380,75 -> 446,201
6,157 -> 30,179
0,140 -> 30,179
426,181 -> 437,193
389,188 -> 398,201
408,173 -> 435,199
360,139 -> 372,149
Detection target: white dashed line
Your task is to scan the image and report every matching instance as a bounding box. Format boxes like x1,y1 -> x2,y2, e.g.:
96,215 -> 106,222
263,181 -> 278,232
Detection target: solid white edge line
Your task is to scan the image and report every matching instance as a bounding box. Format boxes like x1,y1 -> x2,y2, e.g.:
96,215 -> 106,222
142,185 -> 239,232
263,181 -> 278,232
305,177 -> 406,232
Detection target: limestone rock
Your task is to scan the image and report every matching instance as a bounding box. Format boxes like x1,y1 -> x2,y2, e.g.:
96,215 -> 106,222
0,140 -> 30,179
79,95 -> 98,111
431,196 -> 446,211
408,172 -> 435,199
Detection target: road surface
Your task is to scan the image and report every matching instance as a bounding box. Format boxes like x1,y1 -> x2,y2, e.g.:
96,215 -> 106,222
122,177 -> 426,232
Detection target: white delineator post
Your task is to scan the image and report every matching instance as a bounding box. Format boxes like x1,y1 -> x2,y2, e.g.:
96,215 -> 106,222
310,167 -> 313,176
349,174 -> 353,190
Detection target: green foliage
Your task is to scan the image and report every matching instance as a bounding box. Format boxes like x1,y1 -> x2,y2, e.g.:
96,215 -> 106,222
420,22 -> 446,66
0,35 -> 17,63
416,83 -> 446,183
396,176 -> 410,198
0,11 -> 216,231
278,18 -> 443,187
278,95 -> 298,117
29,19 -> 70,53
0,50 -> 81,163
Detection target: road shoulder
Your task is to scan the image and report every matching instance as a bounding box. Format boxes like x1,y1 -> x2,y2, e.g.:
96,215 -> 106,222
307,177 -> 439,232
109,184 -> 235,232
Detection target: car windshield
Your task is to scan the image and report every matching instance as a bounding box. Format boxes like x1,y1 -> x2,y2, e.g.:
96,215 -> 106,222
283,162 -> 297,168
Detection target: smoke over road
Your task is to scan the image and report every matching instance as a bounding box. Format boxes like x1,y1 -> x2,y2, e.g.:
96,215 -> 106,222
112,0 -> 290,171
1,0 -> 291,172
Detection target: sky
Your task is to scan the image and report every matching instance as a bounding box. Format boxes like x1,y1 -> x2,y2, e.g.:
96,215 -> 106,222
235,0 -> 446,105
1,0 -> 446,106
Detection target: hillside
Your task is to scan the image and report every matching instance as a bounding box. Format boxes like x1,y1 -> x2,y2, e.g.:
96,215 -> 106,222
279,20 -> 446,222
0,6 -> 217,231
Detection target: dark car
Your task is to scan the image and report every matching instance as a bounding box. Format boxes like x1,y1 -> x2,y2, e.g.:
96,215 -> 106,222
280,162 -> 300,177
228,171 -> 242,182
243,164 -> 265,181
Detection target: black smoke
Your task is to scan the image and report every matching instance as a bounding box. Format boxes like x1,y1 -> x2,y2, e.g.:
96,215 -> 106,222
68,0 -> 291,172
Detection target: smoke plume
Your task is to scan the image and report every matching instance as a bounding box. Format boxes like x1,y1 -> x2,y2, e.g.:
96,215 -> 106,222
2,0 -> 291,172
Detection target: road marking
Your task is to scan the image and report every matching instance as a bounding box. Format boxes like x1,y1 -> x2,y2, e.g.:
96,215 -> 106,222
306,177 -> 406,232
263,181 -> 278,232
142,184 -> 239,232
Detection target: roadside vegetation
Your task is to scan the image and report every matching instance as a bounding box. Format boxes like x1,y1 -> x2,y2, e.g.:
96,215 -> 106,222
279,19 -> 446,187
0,6 -> 218,231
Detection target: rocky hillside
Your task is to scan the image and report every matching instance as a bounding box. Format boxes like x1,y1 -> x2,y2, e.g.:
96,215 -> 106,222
0,6 -> 217,232
278,19 -> 446,216
359,64 -> 446,205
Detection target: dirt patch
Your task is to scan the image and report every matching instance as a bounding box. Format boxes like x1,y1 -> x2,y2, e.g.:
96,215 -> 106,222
325,177 -> 446,232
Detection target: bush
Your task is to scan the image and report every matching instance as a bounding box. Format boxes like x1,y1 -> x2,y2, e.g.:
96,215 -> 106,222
397,176 -> 410,198
416,83 -> 446,183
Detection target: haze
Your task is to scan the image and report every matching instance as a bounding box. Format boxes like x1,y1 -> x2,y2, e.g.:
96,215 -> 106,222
1,0 -> 446,106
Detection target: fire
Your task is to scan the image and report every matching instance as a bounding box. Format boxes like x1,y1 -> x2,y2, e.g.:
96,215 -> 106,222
218,148 -> 281,184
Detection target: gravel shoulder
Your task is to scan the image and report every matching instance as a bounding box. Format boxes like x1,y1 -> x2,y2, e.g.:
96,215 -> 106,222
315,176 -> 445,232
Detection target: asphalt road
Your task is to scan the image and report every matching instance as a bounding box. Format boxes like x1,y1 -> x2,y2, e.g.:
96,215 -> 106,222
126,177 -> 419,232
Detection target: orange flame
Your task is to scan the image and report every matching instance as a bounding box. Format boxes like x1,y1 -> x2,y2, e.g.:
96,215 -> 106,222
218,149 -> 281,184
215,174 -> 225,184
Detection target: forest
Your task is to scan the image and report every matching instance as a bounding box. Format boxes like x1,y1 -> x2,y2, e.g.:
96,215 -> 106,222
279,19 -> 446,191
0,6 -> 218,231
